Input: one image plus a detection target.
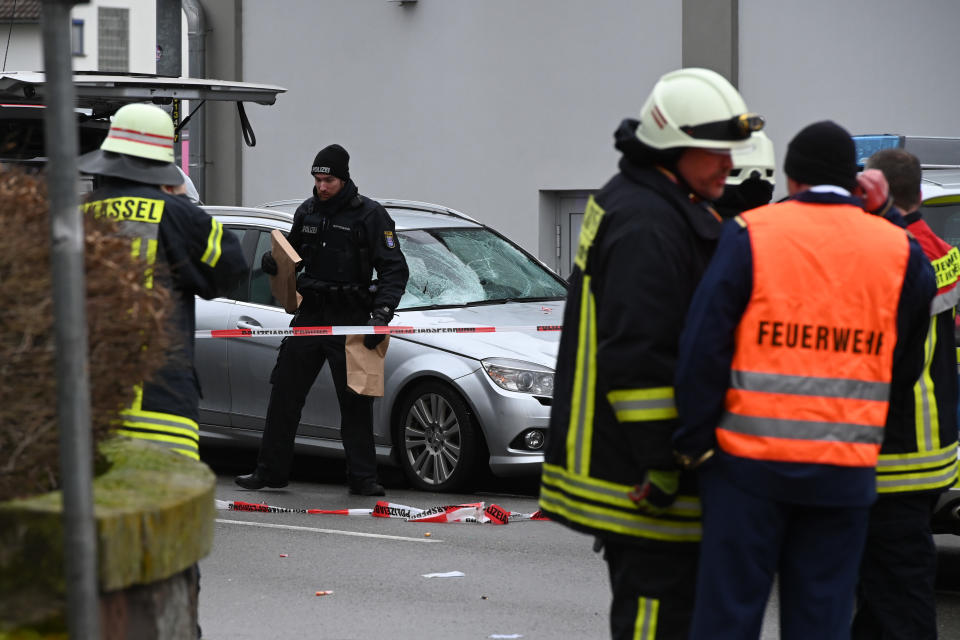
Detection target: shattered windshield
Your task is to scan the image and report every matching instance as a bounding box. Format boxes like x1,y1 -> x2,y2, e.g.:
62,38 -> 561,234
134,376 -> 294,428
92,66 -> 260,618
395,228 -> 566,309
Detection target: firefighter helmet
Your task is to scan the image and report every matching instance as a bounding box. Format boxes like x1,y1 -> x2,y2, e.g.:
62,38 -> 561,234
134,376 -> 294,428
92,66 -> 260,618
99,103 -> 176,163
728,131 -> 776,186
635,68 -> 763,152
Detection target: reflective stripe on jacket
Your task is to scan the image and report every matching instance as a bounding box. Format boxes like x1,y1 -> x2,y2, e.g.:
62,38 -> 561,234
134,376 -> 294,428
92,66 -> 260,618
719,201 -> 909,468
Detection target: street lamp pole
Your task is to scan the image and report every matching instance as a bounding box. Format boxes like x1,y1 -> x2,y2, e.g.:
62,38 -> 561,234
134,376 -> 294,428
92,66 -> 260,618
40,1 -> 100,638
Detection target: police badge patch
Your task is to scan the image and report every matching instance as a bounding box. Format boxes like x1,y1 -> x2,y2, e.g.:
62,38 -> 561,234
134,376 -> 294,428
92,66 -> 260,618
383,230 -> 396,249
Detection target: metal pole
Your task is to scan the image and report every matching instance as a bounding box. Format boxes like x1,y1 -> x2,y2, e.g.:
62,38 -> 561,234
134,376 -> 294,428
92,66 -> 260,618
40,1 -> 100,638
182,0 -> 206,200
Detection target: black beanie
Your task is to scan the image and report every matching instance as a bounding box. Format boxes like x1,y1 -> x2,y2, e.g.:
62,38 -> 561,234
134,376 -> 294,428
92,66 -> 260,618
783,121 -> 857,192
310,144 -> 350,181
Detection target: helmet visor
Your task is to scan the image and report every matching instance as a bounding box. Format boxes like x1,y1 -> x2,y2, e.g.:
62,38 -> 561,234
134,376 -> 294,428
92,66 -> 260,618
681,113 -> 765,142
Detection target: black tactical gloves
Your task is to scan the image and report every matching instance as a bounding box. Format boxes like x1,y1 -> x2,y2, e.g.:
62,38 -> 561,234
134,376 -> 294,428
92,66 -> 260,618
261,251 -> 278,276
364,306 -> 393,350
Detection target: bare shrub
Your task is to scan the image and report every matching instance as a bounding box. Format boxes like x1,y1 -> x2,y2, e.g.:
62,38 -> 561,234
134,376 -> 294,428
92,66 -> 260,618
0,167 -> 173,501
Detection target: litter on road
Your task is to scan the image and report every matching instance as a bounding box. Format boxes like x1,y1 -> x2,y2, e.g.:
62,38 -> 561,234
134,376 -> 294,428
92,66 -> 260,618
421,571 -> 465,578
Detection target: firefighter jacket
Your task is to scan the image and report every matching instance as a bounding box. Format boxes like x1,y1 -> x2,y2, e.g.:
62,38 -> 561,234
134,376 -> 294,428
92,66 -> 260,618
539,157 -> 724,548
674,190 -> 936,507
288,180 -> 408,325
876,210 -> 960,494
84,180 -> 247,459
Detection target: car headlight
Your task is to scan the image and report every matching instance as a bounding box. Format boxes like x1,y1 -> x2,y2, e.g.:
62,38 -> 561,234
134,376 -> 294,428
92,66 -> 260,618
481,358 -> 554,395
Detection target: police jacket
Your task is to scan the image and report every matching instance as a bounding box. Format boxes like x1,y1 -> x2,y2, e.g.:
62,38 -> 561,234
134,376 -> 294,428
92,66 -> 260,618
539,146 -> 723,548
288,180 -> 408,324
84,179 -> 247,459
877,209 -> 959,495
673,190 -> 936,507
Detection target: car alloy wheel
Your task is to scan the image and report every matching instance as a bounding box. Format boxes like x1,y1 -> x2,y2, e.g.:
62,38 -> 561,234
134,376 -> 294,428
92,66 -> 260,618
396,381 -> 478,492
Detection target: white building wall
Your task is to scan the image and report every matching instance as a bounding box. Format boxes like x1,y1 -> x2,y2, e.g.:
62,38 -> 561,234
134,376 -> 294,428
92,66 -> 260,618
239,0 -> 683,255
1,26 -> 43,71
71,0 -> 158,73
739,0 -> 960,200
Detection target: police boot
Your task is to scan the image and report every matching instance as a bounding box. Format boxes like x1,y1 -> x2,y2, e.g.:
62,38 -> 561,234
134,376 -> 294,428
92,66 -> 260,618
234,468 -> 288,490
349,480 -> 385,496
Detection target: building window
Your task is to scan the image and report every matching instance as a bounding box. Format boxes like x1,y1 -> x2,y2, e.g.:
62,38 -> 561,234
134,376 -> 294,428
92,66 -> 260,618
98,7 -> 128,72
71,19 -> 84,56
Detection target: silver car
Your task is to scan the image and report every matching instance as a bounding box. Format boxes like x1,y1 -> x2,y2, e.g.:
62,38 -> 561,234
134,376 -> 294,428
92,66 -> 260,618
195,200 -> 566,492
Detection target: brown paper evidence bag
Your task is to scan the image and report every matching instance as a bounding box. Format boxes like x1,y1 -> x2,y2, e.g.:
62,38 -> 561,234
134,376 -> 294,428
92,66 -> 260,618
268,230 -> 389,397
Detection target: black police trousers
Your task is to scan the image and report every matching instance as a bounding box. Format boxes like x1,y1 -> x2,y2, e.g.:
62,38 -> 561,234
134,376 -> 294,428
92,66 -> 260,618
603,539 -> 698,640
852,492 -> 940,640
255,333 -> 378,486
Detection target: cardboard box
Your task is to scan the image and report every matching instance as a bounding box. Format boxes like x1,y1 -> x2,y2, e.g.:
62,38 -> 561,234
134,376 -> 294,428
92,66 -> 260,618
269,230 -> 302,313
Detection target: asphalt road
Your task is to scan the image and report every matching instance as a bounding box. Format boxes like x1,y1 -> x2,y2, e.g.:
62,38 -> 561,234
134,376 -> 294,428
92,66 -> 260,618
198,447 -> 960,639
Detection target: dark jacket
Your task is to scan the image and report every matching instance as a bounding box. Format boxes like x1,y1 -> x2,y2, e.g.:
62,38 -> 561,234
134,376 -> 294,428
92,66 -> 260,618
673,190 -> 936,507
289,180 -> 408,324
539,125 -> 724,547
877,209 -> 959,494
84,180 -> 247,456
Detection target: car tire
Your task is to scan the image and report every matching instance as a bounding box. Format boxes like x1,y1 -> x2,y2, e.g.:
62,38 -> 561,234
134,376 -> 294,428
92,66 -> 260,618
395,380 -> 479,492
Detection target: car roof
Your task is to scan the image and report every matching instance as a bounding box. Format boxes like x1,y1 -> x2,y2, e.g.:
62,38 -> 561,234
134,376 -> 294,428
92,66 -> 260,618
206,200 -> 483,231
255,198 -> 482,230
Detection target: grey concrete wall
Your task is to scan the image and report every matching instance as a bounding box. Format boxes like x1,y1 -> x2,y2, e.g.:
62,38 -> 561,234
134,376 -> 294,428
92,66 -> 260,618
739,0 -> 960,199
225,0 -> 960,255
237,0 -> 682,254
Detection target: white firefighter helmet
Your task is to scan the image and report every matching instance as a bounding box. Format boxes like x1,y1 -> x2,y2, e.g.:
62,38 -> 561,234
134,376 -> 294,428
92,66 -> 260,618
78,103 -> 183,185
100,103 -> 176,163
728,131 -> 776,186
635,68 -> 763,152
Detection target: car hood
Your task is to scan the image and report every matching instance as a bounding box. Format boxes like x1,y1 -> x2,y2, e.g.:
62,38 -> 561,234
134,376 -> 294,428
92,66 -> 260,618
392,300 -> 565,369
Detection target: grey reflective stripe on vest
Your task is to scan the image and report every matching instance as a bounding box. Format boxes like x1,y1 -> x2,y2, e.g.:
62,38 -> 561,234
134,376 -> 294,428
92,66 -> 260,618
730,370 -> 890,401
931,286 -> 960,316
718,413 -> 884,444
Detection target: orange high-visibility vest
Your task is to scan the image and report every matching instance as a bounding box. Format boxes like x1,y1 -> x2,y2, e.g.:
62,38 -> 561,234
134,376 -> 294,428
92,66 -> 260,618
717,200 -> 910,468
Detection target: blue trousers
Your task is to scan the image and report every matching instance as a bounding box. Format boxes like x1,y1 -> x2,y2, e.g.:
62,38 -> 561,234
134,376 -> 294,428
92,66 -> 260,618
689,465 -> 870,640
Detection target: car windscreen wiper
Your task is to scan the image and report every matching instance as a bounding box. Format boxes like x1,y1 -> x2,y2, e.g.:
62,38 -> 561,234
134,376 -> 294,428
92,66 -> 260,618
464,296 -> 564,307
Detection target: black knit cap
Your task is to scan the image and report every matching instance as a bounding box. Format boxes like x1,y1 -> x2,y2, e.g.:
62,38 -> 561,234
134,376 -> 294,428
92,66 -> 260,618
310,143 -> 350,181
783,121 -> 858,191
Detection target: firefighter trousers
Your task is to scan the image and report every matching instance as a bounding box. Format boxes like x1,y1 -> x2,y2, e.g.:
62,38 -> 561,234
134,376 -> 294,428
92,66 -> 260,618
852,492 -> 939,640
603,539 -> 698,640
256,334 -> 377,486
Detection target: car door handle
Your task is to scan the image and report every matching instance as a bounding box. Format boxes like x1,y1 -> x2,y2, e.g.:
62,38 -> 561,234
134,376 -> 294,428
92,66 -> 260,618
237,318 -> 263,330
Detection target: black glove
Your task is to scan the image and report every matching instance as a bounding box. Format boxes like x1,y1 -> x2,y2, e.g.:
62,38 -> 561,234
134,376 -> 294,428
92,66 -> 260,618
364,307 -> 393,350
738,173 -> 774,210
261,251 -> 278,276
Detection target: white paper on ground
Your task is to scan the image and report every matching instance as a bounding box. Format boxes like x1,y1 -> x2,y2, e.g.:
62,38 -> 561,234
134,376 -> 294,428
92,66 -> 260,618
421,571 -> 465,578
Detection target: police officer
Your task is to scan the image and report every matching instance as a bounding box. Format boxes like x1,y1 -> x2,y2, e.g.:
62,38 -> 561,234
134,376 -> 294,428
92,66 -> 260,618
235,144 -> 409,496
79,103 -> 247,460
673,121 -> 936,639
538,68 -> 763,640
852,149 -> 960,639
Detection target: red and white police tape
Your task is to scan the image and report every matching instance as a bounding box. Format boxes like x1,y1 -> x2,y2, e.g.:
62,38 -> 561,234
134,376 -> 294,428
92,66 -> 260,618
196,324 -> 562,339
216,499 -> 549,525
